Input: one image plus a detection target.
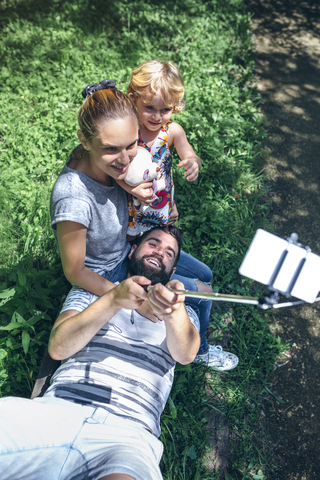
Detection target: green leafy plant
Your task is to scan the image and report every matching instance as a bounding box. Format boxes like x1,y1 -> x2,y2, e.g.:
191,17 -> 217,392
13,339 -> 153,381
0,261 -> 68,396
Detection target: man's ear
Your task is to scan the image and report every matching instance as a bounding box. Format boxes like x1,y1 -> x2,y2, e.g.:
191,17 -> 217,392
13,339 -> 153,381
77,130 -> 90,151
128,243 -> 137,259
169,267 -> 176,279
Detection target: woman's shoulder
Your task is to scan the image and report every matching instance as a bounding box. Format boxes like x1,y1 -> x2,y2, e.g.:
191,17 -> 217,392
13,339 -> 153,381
53,164 -> 82,191
51,164 -> 95,206
52,164 -> 125,205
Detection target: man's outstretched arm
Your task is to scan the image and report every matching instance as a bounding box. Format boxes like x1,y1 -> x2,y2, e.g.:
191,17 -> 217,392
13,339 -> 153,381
147,279 -> 200,364
48,276 -> 150,361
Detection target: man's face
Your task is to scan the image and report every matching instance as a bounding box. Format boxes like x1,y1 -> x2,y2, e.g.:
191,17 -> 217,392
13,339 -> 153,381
128,230 -> 178,285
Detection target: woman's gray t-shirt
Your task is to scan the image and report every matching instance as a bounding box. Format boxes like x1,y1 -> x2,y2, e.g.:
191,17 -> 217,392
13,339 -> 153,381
50,159 -> 130,275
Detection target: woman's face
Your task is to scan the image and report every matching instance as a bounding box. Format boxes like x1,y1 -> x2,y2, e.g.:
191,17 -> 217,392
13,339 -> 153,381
79,117 -> 139,184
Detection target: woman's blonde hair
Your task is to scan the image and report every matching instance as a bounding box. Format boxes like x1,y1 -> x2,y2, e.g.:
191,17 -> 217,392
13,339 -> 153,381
78,87 -> 138,141
127,61 -> 184,113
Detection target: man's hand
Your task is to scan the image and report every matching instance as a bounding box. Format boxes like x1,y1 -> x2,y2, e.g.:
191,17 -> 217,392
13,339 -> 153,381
135,279 -> 183,323
147,279 -> 186,317
134,279 -> 185,323
112,276 -> 150,310
136,301 -> 163,323
177,157 -> 201,182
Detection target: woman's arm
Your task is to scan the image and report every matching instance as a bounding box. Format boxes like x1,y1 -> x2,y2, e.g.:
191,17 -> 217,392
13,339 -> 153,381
57,221 -> 116,297
170,122 -> 202,182
114,179 -> 156,205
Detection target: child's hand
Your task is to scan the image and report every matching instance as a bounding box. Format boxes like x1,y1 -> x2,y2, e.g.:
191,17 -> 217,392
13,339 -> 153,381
131,181 -> 157,205
177,157 -> 201,182
168,202 -> 179,224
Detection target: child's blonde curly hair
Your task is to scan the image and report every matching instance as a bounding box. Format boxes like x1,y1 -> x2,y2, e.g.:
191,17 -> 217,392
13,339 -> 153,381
127,60 -> 185,113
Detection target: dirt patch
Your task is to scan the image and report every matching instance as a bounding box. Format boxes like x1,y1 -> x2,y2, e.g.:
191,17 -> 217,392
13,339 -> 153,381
244,1 -> 320,478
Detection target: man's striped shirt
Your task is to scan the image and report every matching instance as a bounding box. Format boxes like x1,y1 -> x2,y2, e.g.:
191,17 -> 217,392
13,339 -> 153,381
44,286 -> 199,437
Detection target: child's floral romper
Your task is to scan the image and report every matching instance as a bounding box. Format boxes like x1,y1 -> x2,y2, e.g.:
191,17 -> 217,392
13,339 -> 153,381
127,120 -> 174,236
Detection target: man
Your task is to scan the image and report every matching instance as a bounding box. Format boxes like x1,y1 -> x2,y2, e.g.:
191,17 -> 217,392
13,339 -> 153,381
0,226 -> 201,480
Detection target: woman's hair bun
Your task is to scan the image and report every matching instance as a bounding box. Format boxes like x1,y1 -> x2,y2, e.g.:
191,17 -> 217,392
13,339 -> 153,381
82,80 -> 117,99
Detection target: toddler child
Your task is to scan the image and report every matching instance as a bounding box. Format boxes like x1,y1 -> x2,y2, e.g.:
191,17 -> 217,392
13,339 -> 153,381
118,60 -> 200,235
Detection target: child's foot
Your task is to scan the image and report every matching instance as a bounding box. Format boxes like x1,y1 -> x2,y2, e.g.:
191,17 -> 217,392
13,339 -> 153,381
194,345 -> 238,371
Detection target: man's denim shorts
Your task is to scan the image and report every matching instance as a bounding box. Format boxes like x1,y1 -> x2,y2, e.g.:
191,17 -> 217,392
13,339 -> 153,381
0,396 -> 163,480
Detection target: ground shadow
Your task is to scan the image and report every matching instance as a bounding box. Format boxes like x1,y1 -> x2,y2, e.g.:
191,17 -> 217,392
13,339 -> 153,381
244,0 -> 320,478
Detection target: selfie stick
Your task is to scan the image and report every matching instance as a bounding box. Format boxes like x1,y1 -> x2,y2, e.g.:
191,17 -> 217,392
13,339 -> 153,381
169,289 -> 320,309
170,230 -> 320,310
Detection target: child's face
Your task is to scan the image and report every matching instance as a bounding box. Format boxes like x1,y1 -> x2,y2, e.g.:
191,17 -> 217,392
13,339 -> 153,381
135,93 -> 173,131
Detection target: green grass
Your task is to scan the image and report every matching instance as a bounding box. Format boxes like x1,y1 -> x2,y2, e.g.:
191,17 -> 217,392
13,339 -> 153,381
0,0 -> 284,478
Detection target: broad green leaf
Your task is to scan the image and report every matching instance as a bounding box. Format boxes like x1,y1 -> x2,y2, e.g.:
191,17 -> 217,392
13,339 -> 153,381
0,369 -> 8,380
26,314 -> 44,326
0,322 -> 24,331
11,311 -> 26,324
17,270 -> 27,286
0,288 -> 15,299
167,396 -> 177,420
22,330 -> 30,355
188,445 -> 197,460
0,349 -> 7,361
0,288 -> 16,307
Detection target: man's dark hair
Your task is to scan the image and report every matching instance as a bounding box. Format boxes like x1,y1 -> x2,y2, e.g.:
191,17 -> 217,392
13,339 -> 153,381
132,225 -> 183,267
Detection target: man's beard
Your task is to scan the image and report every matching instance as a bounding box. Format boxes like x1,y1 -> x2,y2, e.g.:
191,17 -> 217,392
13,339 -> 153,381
128,252 -> 173,286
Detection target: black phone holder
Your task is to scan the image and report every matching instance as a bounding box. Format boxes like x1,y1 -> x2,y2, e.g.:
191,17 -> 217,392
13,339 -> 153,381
257,233 -> 317,309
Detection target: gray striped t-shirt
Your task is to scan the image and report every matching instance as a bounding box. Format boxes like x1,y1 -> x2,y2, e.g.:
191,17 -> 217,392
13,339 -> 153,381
44,287 -> 200,437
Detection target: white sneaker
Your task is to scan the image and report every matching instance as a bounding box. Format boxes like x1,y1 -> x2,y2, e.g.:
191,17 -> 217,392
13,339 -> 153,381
194,345 -> 238,371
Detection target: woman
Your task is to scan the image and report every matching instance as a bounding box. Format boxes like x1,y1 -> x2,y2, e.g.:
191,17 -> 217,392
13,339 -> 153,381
51,80 -> 146,296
